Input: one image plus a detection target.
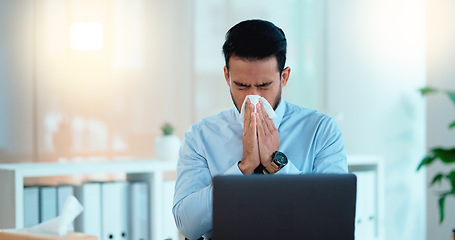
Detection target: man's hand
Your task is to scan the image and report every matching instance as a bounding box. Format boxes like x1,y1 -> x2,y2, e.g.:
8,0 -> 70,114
239,99 -> 261,174
256,98 -> 280,167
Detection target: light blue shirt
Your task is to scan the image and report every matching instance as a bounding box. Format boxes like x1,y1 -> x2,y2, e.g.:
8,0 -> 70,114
173,99 -> 347,240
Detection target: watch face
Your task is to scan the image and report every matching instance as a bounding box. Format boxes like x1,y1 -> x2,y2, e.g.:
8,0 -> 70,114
275,151 -> 288,166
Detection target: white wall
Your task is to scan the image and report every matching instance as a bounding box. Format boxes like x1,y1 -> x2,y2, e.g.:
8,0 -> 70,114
193,0 -> 326,120
325,0 -> 426,239
0,0 -> 34,163
1,1 -> 446,238
0,0 -> 194,163
426,0 -> 455,239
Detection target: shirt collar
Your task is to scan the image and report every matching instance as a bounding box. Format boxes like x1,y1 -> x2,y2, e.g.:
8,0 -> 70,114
273,96 -> 285,129
234,96 -> 286,129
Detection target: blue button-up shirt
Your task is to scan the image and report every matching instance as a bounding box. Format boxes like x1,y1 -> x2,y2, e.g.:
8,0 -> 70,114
173,99 -> 347,239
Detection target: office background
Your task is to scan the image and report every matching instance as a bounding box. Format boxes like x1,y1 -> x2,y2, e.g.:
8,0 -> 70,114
0,0 -> 454,239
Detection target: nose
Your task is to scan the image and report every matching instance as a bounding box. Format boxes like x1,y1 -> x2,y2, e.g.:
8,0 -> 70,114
247,88 -> 259,96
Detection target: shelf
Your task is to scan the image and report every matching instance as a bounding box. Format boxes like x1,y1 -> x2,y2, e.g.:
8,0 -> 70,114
0,160 -> 177,240
0,160 -> 176,177
347,155 -> 384,240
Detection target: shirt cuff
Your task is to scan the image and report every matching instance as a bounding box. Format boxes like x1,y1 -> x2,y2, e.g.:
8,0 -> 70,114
223,161 -> 244,175
276,160 -> 301,175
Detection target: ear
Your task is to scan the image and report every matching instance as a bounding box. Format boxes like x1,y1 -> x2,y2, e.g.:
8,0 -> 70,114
224,66 -> 231,87
280,66 -> 291,87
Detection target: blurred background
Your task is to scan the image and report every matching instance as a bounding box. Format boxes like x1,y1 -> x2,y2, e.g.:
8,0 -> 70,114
0,0 -> 454,239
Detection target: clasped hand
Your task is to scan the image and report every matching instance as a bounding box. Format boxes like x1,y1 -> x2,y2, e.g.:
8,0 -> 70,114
239,98 -> 280,174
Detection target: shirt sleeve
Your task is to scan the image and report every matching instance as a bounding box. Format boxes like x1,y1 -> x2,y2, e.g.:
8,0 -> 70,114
172,126 -> 243,240
173,126 -> 213,240
312,116 -> 348,173
224,161 -> 244,175
275,160 -> 302,174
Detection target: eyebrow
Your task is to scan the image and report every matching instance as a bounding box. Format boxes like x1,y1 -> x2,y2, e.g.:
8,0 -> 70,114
256,81 -> 273,87
232,81 -> 273,87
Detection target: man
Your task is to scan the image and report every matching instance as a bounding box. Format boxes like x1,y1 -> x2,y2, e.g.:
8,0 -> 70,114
173,19 -> 347,240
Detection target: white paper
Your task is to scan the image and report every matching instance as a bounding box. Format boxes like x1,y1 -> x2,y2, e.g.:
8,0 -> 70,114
29,195 -> 83,236
240,95 -> 277,119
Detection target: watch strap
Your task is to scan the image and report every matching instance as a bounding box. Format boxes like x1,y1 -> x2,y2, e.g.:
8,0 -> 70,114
263,161 -> 281,174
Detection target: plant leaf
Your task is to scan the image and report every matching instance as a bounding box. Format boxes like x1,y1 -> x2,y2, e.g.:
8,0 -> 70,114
446,171 -> 455,192
417,155 -> 436,171
433,148 -> 455,164
419,87 -> 438,95
439,195 -> 446,224
439,194 -> 446,223
431,173 -> 444,186
447,91 -> 455,107
449,120 -> 455,129
438,192 -> 455,224
161,122 -> 174,135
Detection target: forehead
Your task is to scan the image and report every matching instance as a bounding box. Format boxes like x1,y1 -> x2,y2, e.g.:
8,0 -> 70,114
228,56 -> 280,84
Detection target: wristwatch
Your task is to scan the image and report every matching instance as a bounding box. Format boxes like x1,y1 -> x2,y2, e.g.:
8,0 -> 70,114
263,151 -> 288,174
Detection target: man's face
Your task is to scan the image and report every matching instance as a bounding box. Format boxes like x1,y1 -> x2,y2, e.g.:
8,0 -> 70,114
224,56 -> 290,112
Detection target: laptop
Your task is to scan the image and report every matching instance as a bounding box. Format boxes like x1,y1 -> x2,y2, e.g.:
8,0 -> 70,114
212,174 -> 357,240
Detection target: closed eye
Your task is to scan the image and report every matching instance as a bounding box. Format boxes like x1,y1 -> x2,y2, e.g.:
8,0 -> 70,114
233,81 -> 250,89
256,81 -> 273,88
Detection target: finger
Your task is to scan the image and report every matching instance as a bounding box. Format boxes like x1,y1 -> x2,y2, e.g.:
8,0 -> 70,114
249,103 -> 257,128
259,99 -> 277,132
256,109 -> 265,139
265,110 -> 277,132
256,101 -> 263,120
264,114 -> 276,133
259,98 -> 269,119
251,112 -> 257,136
257,100 -> 272,134
244,112 -> 255,137
244,98 -> 252,126
256,113 -> 262,159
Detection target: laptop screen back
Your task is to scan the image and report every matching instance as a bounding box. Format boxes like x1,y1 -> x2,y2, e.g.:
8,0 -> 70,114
212,174 -> 357,240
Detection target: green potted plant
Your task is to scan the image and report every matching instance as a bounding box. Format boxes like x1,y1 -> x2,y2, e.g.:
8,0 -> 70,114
155,122 -> 181,161
417,87 -> 455,223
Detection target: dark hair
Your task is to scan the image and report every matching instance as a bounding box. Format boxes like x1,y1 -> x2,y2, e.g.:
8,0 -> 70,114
222,19 -> 287,72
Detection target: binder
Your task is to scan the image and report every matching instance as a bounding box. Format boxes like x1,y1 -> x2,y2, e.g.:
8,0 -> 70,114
74,182 -> 102,239
23,186 -> 39,227
57,185 -> 74,231
101,181 -> 129,240
129,182 -> 149,240
162,180 -> 178,240
39,186 -> 57,223
57,185 -> 74,215
353,170 -> 376,239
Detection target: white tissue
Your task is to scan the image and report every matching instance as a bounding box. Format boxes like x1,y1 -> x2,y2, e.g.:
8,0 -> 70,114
29,195 -> 83,236
240,95 -> 277,119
